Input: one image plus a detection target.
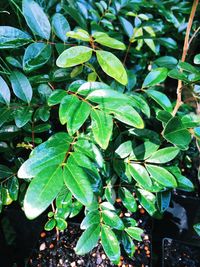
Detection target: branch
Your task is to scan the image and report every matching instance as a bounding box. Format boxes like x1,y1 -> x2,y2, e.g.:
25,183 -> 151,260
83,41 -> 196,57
172,0 -> 199,116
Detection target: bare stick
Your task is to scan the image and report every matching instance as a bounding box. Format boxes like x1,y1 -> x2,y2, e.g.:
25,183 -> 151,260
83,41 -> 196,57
172,0 -> 199,116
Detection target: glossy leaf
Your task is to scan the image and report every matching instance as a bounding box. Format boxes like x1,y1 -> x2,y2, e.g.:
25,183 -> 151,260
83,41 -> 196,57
142,68 -> 168,88
75,224 -> 100,255
0,26 -> 32,49
80,211 -> 100,229
146,147 -> 180,163
102,210 -> 124,230
194,54 -> 200,65
125,227 -> 143,241
78,81 -> 111,96
56,46 -> 93,68
101,225 -> 120,265
0,76 -> 11,105
128,163 -> 152,188
146,164 -> 177,188
14,107 -> 33,128
146,90 -> 172,112
22,0 -> 51,40
24,165 -> 63,219
91,109 -> 113,149
118,188 -> 137,212
121,232 -> 135,257
10,71 -> 33,103
163,117 -> 191,150
193,223 -> 200,236
48,90 -> 67,106
67,29 -> 90,41
52,13 -> 70,42
94,32 -> 126,50
136,189 -> 157,216
96,50 -> 128,85
63,160 -> 94,206
23,43 -> 51,72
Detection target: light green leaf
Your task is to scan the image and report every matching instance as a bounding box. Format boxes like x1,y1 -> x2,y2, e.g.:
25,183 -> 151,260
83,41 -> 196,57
24,165 -> 63,219
91,109 -> 113,149
59,95 -> 91,135
163,117 -> 191,150
63,160 -> 94,206
146,164 -> 177,187
48,89 -> 67,106
94,33 -> 126,50
22,0 -> 51,40
142,68 -> 168,88
0,26 -> 32,49
96,50 -> 128,85
52,13 -> 70,42
67,29 -> 90,41
146,147 -> 180,163
14,106 -> 33,128
0,76 -> 11,105
75,224 -> 100,255
23,43 -> 51,72
102,210 -> 124,230
78,81 -> 111,96
101,225 -> 120,265
146,89 -> 172,112
194,54 -> 200,65
128,163 -> 152,188
56,46 -> 93,68
10,71 -> 33,103
125,226 -> 143,241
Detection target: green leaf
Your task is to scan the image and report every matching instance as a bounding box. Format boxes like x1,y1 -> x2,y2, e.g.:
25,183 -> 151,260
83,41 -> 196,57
0,107 -> 12,127
52,13 -> 70,42
48,89 -> 67,106
119,16 -> 134,38
63,161 -> 94,206
87,89 -> 130,105
66,29 -> 90,41
168,69 -> 188,82
94,32 -> 126,50
157,190 -> 171,212
100,102 -> 144,129
118,188 -> 137,212
75,224 -> 100,255
142,68 -> 168,88
7,176 -> 19,201
56,217 -> 68,230
102,210 -> 124,230
146,164 -> 177,188
23,43 -> 51,72
24,165 -> 63,219
80,211 -> 100,229
146,90 -> 172,112
136,189 -> 157,216
163,117 -> 191,150
0,165 -> 13,178
121,232 -> 135,257
56,46 -> 93,68
77,81 -> 111,96
154,56 -> 178,69
0,76 -> 11,105
96,50 -> 128,85
125,226 -> 143,241
146,147 -> 180,163
128,163 -> 152,188
101,225 -> 120,265
91,109 -> 113,149
22,0 -> 51,40
193,223 -> 200,236
0,26 -> 32,49
115,141 -> 133,159
10,71 -> 33,103
45,219 -> 56,231
14,106 -> 33,128
59,95 -> 91,135
194,54 -> 200,65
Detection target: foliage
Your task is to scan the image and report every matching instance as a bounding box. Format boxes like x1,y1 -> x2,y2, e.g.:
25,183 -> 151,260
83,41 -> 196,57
0,0 -> 200,263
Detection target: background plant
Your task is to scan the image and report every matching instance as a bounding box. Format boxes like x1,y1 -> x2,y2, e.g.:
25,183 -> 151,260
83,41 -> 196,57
0,0 -> 200,264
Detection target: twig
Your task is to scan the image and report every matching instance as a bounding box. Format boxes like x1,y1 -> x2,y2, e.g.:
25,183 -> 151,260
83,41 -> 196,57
188,26 -> 200,47
123,41 -> 132,65
172,0 -> 199,116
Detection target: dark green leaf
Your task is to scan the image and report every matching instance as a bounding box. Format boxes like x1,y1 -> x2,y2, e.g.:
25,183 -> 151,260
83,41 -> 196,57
0,26 -> 32,49
80,211 -> 100,229
23,43 -> 51,72
102,210 -> 124,230
121,232 -> 135,257
0,76 -> 11,105
75,224 -> 100,255
193,223 -> 200,236
146,147 -> 180,163
52,13 -> 70,42
91,109 -> 113,149
14,107 -> 33,128
128,163 -> 152,188
157,190 -> 171,212
142,68 -> 168,88
136,189 -> 157,216
146,89 -> 172,112
101,225 -> 120,264
24,165 -> 63,219
125,226 -> 143,241
7,176 -> 19,201
48,89 -> 67,106
154,56 -> 178,69
10,71 -> 33,103
118,188 -> 137,212
22,0 -> 51,40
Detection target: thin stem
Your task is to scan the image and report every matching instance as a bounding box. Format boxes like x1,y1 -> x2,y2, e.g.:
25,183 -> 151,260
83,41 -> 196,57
123,41 -> 132,65
172,0 -> 199,116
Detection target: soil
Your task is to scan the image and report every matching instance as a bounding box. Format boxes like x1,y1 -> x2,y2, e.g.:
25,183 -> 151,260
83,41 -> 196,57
163,238 -> 200,267
28,209 -> 152,267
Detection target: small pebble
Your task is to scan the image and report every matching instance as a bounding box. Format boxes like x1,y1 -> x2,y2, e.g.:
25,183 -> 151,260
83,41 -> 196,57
102,254 -> 106,260
124,212 -> 131,217
143,235 -> 149,240
71,261 -> 76,267
40,232 -> 46,238
49,243 -> 54,249
39,243 -> 46,251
